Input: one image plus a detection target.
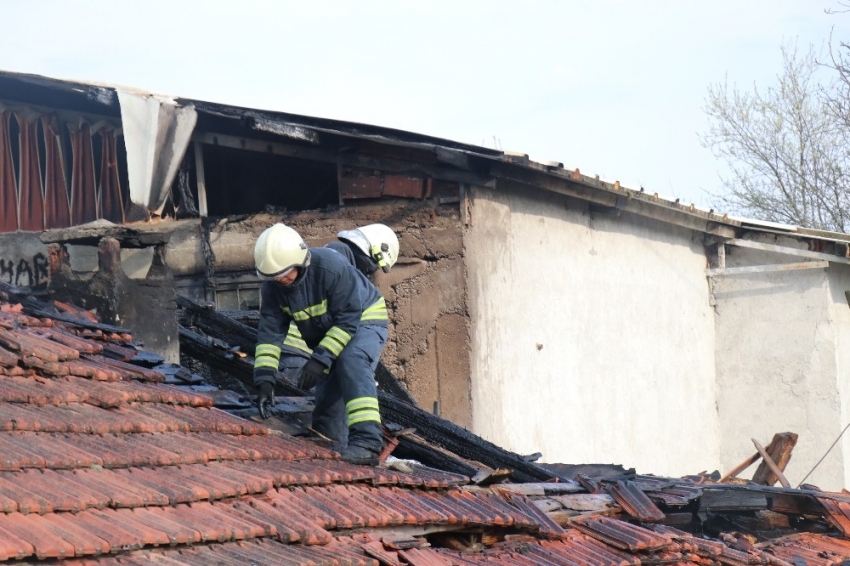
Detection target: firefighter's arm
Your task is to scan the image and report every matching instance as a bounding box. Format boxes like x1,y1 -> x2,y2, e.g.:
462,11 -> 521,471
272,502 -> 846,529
253,282 -> 291,386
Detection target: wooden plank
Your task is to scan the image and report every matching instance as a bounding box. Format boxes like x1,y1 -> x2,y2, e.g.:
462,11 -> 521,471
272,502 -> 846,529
551,494 -> 618,512
488,482 -> 583,496
699,488 -> 768,512
752,435 -> 794,488
706,260 -> 828,277
728,238 -> 850,265
719,452 -> 760,483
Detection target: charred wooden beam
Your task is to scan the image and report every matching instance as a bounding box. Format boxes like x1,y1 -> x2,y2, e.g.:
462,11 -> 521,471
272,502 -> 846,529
178,324 -> 301,397
177,295 -> 258,355
393,435 -> 480,478
378,392 -> 565,484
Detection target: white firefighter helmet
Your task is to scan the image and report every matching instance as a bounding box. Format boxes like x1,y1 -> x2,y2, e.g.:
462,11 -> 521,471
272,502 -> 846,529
254,223 -> 311,278
337,223 -> 399,273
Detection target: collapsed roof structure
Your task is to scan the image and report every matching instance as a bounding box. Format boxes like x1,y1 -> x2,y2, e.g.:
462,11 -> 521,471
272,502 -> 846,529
0,282 -> 848,564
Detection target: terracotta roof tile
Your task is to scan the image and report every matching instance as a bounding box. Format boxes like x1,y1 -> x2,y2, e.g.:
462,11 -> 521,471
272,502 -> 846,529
570,515 -> 673,552
123,506 -> 203,546
398,547 -> 453,566
33,327 -> 103,355
759,532 -> 850,564
15,469 -> 91,511
606,479 -> 667,522
0,344 -> 19,367
0,522 -> 35,562
66,433 -> 149,468
331,485 -> 399,528
0,474 -> 58,513
85,355 -> 165,382
204,430 -> 333,459
63,359 -> 123,381
21,329 -> 82,361
259,490 -> 335,544
0,512 -> 77,559
69,468 -> 171,508
39,512 -> 112,557
372,486 -> 445,525
0,376 -> 52,404
230,499 -> 302,543
76,508 -> 170,549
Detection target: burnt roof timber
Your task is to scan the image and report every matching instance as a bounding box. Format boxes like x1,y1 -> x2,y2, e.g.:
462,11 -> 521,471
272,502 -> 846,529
0,71 -> 120,117
193,132 -> 495,187
188,99 -> 501,157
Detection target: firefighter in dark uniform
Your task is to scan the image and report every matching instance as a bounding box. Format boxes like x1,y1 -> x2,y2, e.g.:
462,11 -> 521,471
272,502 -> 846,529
253,223 -> 390,465
277,224 -> 400,384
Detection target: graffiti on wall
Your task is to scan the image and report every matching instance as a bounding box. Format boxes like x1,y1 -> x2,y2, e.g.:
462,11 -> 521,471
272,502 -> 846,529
0,253 -> 49,287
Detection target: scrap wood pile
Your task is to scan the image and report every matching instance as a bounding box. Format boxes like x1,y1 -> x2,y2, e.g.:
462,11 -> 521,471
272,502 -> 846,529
0,284 -> 848,564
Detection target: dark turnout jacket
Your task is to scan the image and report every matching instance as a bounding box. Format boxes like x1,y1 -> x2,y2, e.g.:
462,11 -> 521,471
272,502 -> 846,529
253,247 -> 388,386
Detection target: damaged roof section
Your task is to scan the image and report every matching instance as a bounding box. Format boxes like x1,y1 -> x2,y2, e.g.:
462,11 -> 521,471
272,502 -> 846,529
0,68 -> 750,241
0,289 -> 849,562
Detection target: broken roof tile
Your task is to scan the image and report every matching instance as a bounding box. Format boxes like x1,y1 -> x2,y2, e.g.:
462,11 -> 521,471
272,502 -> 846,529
570,514 -> 673,552
606,479 -> 667,522
759,532 -> 850,564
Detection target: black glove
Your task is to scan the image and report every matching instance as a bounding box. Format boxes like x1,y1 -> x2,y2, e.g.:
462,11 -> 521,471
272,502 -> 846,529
298,359 -> 326,391
257,382 -> 275,419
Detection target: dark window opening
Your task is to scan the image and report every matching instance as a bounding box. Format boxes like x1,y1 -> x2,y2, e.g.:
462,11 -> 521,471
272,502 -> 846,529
116,135 -> 130,212
201,145 -> 338,216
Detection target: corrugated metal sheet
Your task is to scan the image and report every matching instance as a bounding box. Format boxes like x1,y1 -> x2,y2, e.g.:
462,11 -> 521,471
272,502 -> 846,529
98,129 -> 124,224
16,112 -> 44,232
0,111 -> 17,233
68,122 -> 98,226
41,116 -> 71,230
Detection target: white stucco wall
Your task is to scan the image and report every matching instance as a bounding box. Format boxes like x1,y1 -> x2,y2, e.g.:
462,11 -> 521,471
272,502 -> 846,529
829,264 -> 850,489
465,184 -> 721,477
712,243 -> 850,490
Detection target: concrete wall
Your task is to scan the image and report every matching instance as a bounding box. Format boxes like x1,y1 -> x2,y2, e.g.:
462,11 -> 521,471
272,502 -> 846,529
713,239 -> 850,490
0,232 -> 50,287
465,182 -> 721,477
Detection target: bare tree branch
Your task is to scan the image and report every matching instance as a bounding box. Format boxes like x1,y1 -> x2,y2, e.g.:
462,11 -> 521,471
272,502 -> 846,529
700,42 -> 850,232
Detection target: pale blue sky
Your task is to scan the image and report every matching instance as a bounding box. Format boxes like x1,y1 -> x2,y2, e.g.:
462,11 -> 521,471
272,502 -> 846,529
2,0 -> 848,209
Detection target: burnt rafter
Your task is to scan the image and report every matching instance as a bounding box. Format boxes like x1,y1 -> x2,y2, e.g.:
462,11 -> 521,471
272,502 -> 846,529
193,130 -> 494,188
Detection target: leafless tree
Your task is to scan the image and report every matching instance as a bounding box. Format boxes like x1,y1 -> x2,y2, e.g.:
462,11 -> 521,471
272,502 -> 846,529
701,44 -> 850,232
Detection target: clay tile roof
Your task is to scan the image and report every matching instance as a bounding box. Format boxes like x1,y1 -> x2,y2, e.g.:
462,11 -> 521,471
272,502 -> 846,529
2,292 -> 850,564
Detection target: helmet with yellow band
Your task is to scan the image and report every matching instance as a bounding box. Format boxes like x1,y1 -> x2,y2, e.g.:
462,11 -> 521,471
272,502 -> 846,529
254,223 -> 311,279
337,224 -> 399,273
